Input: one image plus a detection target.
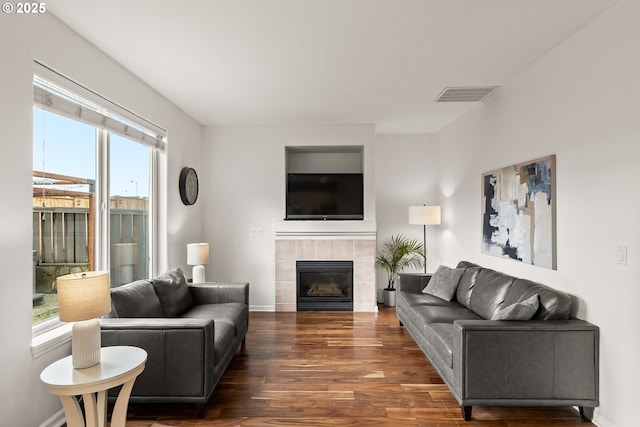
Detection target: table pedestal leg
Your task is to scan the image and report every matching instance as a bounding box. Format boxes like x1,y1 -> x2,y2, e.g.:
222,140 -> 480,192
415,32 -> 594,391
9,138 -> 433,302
82,392 -> 99,427
110,378 -> 136,427
96,390 -> 107,427
58,395 -> 86,427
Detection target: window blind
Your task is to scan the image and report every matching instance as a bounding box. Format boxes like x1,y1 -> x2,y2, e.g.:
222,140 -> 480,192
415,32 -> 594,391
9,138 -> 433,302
33,62 -> 166,151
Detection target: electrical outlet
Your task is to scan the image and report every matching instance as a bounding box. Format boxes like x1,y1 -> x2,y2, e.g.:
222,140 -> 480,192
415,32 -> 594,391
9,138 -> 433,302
250,227 -> 257,237
257,227 -> 263,238
616,246 -> 627,266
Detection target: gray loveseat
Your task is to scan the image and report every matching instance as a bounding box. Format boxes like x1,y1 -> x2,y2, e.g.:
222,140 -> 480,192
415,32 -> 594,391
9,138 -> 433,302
100,268 -> 249,416
396,261 -> 599,422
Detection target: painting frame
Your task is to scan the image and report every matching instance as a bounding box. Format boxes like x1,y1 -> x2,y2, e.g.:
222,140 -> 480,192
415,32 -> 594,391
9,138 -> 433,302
481,155 -> 557,270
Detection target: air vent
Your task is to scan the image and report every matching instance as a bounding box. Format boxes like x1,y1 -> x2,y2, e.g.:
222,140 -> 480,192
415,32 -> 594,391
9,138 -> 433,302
435,86 -> 498,102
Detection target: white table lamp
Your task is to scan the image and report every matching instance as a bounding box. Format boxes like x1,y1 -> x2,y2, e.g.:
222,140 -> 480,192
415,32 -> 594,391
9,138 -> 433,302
57,271 -> 111,369
409,205 -> 441,273
187,243 -> 209,283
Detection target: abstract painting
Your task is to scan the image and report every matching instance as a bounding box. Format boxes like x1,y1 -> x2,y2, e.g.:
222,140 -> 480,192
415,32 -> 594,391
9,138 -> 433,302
481,155 -> 556,270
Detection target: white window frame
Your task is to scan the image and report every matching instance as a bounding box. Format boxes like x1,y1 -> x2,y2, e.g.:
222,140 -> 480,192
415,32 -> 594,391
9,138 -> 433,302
31,62 -> 166,355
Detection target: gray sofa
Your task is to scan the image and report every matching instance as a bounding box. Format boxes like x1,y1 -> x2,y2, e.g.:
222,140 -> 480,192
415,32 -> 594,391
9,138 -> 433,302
100,268 -> 249,416
396,261 -> 599,422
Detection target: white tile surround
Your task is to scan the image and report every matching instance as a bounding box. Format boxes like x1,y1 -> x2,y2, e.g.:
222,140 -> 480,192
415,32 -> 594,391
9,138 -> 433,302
275,220 -> 377,312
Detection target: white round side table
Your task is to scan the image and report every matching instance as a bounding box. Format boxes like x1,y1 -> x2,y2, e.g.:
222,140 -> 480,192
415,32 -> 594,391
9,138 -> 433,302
41,346 -> 147,427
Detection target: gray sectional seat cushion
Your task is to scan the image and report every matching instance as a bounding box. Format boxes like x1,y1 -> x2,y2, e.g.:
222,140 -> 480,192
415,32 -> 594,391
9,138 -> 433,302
395,261 -> 599,422
183,302 -> 249,336
424,323 -> 454,368
100,269 -> 249,415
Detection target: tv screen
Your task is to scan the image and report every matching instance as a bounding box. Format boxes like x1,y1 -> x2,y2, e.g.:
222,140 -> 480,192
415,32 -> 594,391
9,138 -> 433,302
286,173 -> 363,220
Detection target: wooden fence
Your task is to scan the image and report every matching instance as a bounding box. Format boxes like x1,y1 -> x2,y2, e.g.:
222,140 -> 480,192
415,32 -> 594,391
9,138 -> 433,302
33,206 -> 148,286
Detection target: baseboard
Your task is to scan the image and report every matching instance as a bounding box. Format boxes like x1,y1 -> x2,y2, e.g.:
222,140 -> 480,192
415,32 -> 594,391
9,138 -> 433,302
572,406 -> 616,427
39,408 -> 65,427
593,411 -> 617,427
250,304 -> 275,312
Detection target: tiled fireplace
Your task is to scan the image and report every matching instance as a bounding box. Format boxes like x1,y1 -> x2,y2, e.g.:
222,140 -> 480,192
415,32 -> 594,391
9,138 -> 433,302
275,220 -> 377,312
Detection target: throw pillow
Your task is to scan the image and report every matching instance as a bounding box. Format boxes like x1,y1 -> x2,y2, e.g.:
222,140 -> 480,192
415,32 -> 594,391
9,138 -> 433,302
110,279 -> 164,318
491,294 -> 539,321
152,268 -> 194,317
422,265 -> 464,301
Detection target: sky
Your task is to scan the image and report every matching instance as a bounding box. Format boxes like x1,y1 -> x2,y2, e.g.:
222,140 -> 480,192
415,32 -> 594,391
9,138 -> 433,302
33,108 -> 150,198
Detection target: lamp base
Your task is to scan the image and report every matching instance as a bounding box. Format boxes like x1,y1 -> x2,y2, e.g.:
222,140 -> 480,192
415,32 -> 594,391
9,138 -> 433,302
71,318 -> 101,369
192,265 -> 206,284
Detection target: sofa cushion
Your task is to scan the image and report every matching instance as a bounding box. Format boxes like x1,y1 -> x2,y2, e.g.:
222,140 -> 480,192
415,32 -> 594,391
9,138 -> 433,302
398,291 -> 465,308
109,279 -> 164,318
406,305 -> 482,330
456,266 -> 480,308
424,323 -> 454,368
182,302 -> 248,337
212,321 -> 235,365
468,268 -> 514,320
152,268 -> 194,317
456,260 -> 482,270
491,294 -> 539,321
506,279 -> 572,320
422,265 -> 464,301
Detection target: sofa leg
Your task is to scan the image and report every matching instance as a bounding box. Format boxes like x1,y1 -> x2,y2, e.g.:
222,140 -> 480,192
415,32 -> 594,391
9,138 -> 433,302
462,406 -> 472,421
579,406 -> 594,422
196,403 -> 206,418
399,320 -> 404,327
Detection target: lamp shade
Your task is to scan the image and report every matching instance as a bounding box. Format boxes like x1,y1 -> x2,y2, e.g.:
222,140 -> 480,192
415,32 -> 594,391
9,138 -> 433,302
409,205 -> 441,225
187,243 -> 209,266
57,271 -> 111,322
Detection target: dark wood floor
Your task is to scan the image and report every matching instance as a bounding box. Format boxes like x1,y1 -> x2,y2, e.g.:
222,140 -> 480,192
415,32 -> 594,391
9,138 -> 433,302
121,305 -> 593,426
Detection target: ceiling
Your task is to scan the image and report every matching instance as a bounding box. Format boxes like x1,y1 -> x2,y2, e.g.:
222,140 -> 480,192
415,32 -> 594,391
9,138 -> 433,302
48,0 -> 616,134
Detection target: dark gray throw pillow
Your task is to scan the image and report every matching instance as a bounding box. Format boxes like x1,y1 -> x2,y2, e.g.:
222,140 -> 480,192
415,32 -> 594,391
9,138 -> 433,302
422,265 -> 464,301
110,279 -> 164,318
152,268 -> 194,317
491,294 -> 539,321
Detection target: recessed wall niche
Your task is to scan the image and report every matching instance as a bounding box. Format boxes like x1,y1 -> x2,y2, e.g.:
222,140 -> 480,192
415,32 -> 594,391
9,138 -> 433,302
285,145 -> 364,174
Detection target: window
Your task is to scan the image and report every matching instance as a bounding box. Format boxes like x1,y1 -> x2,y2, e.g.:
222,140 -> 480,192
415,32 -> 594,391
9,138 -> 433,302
32,63 -> 165,330
109,134 -> 151,287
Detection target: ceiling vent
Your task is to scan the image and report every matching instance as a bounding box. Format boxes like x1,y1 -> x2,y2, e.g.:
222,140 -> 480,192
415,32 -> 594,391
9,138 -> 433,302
435,86 -> 498,103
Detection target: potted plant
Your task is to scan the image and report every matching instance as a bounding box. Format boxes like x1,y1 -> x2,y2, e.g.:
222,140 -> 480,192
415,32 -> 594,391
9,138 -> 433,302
375,234 -> 424,306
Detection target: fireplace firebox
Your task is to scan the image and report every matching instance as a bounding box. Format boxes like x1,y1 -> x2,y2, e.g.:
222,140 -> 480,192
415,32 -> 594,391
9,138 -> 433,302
296,261 -> 353,311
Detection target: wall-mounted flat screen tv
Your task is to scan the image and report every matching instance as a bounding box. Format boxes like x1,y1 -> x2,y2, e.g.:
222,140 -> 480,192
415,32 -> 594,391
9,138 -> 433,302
286,173 -> 363,220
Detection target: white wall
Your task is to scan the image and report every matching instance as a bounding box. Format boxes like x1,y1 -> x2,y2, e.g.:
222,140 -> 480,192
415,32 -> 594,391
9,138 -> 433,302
202,124 -> 376,310
0,13 -> 202,426
374,134 -> 440,288
438,1 -> 639,425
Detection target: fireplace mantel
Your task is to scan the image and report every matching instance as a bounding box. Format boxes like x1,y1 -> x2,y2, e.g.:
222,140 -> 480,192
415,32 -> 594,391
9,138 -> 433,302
275,219 -> 376,238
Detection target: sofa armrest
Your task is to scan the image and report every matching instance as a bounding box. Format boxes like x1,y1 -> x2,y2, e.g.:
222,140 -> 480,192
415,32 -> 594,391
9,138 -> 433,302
100,317 -> 216,398
189,281 -> 249,305
452,319 -> 599,404
397,274 -> 431,293
100,317 -> 213,330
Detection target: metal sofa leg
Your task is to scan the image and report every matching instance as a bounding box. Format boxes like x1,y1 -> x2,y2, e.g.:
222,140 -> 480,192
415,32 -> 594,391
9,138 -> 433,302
462,406 -> 472,421
579,406 -> 594,422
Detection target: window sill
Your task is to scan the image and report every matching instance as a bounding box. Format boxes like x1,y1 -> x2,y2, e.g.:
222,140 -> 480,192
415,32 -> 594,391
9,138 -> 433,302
31,323 -> 72,359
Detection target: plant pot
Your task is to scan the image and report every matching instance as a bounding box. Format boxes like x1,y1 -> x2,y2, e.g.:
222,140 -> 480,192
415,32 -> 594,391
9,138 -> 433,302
377,288 -> 384,304
383,288 -> 396,307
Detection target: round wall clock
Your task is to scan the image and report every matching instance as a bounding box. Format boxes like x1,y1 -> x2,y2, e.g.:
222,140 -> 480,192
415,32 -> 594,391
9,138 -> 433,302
179,167 -> 199,205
